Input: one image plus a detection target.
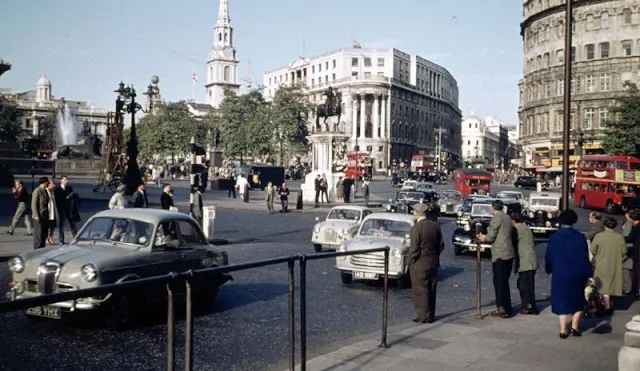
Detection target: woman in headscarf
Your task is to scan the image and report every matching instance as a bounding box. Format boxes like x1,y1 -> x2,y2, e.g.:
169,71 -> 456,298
590,217 -> 627,314
545,209 -> 592,339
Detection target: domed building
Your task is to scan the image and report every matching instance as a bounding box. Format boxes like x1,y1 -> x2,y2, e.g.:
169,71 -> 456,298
518,0 -> 640,171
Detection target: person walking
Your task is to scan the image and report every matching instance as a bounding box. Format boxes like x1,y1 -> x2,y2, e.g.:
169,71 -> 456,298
590,217 -> 627,314
228,174 -> 237,199
362,178 -> 370,207
160,184 -> 174,210
45,179 -> 57,244
408,203 -> 444,324
54,175 -> 79,244
279,182 -> 290,213
512,213 -> 539,314
109,184 -> 126,210
545,209 -> 592,338
31,177 -> 51,249
131,183 -> 148,208
6,180 -> 32,236
623,208 -> 635,295
477,200 -> 515,318
265,181 -> 276,214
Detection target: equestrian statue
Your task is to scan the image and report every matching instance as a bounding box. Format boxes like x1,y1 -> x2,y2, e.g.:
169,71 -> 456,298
315,86 -> 342,132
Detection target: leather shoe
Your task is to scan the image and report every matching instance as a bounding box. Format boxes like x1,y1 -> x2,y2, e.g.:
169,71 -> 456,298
412,318 -> 434,324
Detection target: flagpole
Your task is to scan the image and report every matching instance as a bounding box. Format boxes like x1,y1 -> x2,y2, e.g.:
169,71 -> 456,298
192,81 -> 195,102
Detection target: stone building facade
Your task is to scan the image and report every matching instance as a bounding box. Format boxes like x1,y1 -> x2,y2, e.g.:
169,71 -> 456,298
262,47 -> 462,172
518,0 -> 640,169
461,115 -> 518,169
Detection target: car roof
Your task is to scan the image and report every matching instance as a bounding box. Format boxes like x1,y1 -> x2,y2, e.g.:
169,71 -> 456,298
498,191 -> 521,194
363,212 -> 416,223
472,198 -> 517,205
91,209 -> 194,224
329,205 -> 371,212
444,190 -> 461,194
530,192 -> 562,198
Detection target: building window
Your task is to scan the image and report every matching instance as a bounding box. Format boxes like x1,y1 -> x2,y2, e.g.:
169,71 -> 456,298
377,72 -> 384,76
585,75 -> 595,93
332,59 -> 336,68
318,64 -> 322,72
622,40 -> 633,56
467,140 -> 471,145
623,8 -> 632,25
557,49 -> 564,64
544,53 -> 550,67
600,42 -> 610,58
352,72 -> 358,77
364,72 -> 371,79
585,108 -> 594,129
599,107 -> 609,128
223,66 -> 230,82
585,44 -> 595,60
555,111 -> 563,131
377,58 -> 384,67
311,78 -> 315,86
601,12 -> 610,28
600,73 -> 611,91
351,58 -> 358,67
570,46 -> 576,62
325,61 -> 329,70
557,79 -> 564,96
332,73 -> 336,81
312,66 -> 315,73
364,58 -> 371,67
570,112 -> 575,130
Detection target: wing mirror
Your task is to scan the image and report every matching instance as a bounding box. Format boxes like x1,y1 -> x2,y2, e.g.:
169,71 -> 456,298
315,216 -> 320,222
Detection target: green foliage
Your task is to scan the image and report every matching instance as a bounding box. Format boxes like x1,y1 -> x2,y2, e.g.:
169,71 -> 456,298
0,95 -> 23,143
267,86 -> 312,165
602,82 -> 640,157
37,112 -> 57,148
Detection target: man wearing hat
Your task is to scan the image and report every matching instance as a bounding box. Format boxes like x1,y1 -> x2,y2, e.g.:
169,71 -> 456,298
478,200 -> 515,318
408,202 -> 444,324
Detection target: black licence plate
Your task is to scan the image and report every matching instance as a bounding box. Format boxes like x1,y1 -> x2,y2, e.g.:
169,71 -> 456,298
25,306 -> 62,319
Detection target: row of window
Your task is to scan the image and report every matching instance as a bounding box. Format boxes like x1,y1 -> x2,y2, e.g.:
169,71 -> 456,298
520,106 -> 610,137
525,39 -> 640,73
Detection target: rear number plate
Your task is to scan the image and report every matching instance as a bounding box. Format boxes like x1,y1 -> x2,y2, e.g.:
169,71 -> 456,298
353,271 -> 378,280
25,306 -> 61,319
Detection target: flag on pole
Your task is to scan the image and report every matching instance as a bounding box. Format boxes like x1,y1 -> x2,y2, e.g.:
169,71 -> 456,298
352,40 -> 362,49
192,73 -> 199,84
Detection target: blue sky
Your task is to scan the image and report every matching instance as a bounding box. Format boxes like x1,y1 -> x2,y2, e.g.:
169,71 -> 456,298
1,0 -> 523,124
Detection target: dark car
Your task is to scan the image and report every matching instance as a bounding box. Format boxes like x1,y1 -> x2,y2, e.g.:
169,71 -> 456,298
514,176 -> 537,189
456,194 -> 491,226
451,199 -> 522,256
523,192 -> 562,236
391,172 -> 408,187
386,191 -> 439,220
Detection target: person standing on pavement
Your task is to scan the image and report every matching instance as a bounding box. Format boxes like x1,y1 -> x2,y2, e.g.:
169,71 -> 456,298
362,178 -> 370,206
6,180 -> 32,236
54,175 -> 79,244
477,200 -> 515,318
279,182 -> 290,213
314,175 -> 322,207
586,212 -> 604,242
590,217 -> 627,314
624,209 -> 640,299
192,187 -> 203,226
31,177 -> 51,249
235,173 -> 249,202
109,184 -> 126,210
45,179 -> 57,245
228,174 -> 236,199
265,181 -> 276,214
161,184 -> 174,210
622,208 -> 635,295
131,183 -> 148,208
511,213 -> 539,314
320,174 -> 329,203
343,175 -> 353,204
408,203 -> 444,324
336,177 -> 344,203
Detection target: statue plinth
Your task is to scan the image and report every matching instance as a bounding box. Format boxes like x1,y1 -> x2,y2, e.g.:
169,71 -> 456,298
301,124 -> 349,203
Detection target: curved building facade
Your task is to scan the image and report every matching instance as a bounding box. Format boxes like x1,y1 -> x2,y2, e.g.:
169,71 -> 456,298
518,0 -> 640,170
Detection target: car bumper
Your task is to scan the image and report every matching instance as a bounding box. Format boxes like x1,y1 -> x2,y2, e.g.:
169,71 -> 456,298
6,290 -> 103,311
452,240 -> 492,252
528,226 -> 558,234
335,255 -> 405,279
335,266 -> 405,279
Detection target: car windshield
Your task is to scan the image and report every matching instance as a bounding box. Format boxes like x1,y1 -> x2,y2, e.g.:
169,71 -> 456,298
530,198 -> 558,207
397,192 -> 423,201
327,209 -> 361,220
76,217 -> 154,246
417,183 -> 433,190
443,192 -> 461,201
467,179 -> 490,186
359,219 -> 412,237
471,204 -> 494,217
498,193 -> 520,200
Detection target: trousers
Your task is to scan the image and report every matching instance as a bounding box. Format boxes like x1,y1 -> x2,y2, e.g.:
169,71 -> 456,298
10,202 -> 32,233
410,264 -> 438,321
33,219 -> 48,249
493,258 -> 514,312
517,270 -> 537,311
57,212 -> 77,244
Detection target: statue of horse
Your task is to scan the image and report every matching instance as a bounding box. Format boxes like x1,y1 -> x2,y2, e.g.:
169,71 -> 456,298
315,90 -> 342,132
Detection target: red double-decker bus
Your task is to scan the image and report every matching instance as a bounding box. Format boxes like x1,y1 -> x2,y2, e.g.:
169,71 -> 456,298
452,168 -> 492,197
411,154 -> 435,173
574,155 -> 640,214
344,152 -> 372,179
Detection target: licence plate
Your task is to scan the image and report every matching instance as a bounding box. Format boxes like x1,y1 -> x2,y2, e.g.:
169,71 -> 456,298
353,271 -> 379,280
25,306 -> 61,319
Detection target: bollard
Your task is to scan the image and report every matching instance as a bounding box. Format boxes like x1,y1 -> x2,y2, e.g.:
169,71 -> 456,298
243,184 -> 249,203
475,222 -> 482,319
619,315 -> 640,370
296,189 -> 303,210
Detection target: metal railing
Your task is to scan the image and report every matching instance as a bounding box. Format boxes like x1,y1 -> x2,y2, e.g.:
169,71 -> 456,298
0,247 -> 390,371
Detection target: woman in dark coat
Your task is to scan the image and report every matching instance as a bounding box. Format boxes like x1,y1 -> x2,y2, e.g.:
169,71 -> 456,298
545,209 -> 592,339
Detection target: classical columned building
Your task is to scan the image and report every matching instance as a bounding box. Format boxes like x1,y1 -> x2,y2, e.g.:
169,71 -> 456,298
263,47 -> 461,172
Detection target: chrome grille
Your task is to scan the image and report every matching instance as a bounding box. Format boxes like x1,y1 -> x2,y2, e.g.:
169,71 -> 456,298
324,229 -> 337,243
24,280 -> 76,293
350,253 -> 386,269
37,260 -> 61,294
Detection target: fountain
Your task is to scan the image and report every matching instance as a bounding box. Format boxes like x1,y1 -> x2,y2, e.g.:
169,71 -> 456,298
56,104 -> 78,146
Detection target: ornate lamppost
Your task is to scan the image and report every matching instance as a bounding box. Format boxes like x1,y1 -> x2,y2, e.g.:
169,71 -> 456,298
114,77 -> 159,195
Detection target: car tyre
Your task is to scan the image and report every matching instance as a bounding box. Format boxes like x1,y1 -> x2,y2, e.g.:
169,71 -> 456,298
340,272 -> 353,284
579,196 -> 587,209
313,244 -> 322,252
104,293 -> 140,331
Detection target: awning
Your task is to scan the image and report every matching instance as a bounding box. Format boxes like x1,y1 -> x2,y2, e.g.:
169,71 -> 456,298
537,166 -> 576,173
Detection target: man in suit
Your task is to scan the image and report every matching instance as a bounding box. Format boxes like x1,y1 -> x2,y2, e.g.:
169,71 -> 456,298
478,200 -> 515,318
54,175 -> 77,244
192,188 -> 203,226
161,184 -> 174,210
131,183 -> 148,208
586,211 -> 604,242
511,213 -> 539,314
409,203 -> 445,324
31,177 -> 51,249
314,175 -> 321,207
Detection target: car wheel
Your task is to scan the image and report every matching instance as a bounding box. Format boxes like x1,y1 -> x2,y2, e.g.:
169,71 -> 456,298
313,244 -> 322,252
579,196 -> 587,209
340,272 -> 352,284
104,293 -> 140,331
396,275 -> 411,289
454,245 -> 463,256
605,200 -> 616,215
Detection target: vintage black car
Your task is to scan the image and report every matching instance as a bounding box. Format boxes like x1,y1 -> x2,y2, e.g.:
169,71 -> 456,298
386,191 -> 439,219
455,194 -> 491,226
451,199 -> 522,256
514,176 -> 537,189
523,192 -> 561,236
391,172 -> 409,187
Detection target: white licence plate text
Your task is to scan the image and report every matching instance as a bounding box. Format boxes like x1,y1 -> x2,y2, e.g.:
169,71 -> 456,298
26,306 -> 61,319
353,271 -> 378,280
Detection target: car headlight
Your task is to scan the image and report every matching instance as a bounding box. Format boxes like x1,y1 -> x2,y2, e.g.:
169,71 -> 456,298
392,248 -> 402,258
314,226 -> 320,233
528,212 -> 534,218
545,221 -> 552,227
337,243 -> 347,252
547,212 -> 553,219
81,263 -> 98,282
8,256 -> 24,273
464,224 -> 471,232
386,205 -> 391,211
457,211 -> 462,217
341,228 -> 350,235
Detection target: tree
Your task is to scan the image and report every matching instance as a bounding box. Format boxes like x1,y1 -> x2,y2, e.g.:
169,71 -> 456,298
267,86 -> 312,165
136,102 -> 202,158
602,82 -> 640,157
0,95 -> 22,143
37,111 -> 58,149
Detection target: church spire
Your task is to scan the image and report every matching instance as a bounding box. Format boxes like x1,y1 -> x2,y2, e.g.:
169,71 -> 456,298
216,0 -> 230,27
206,0 -> 239,108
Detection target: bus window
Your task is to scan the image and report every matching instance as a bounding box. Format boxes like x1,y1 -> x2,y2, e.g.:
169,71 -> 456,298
631,163 -> 640,170
617,161 -> 628,170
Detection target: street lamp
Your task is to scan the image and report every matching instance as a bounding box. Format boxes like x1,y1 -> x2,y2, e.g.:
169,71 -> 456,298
561,0 -> 573,210
114,76 -> 160,195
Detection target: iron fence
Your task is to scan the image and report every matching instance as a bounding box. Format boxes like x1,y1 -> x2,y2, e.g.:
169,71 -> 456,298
0,246 -> 390,371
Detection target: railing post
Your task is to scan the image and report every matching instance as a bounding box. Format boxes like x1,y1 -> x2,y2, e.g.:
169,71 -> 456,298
299,255 -> 307,371
287,259 -> 296,371
475,223 -> 482,319
166,280 -> 176,371
379,247 -> 389,348
185,273 -> 194,371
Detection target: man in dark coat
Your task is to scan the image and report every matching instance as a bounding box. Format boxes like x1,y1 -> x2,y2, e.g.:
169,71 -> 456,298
31,177 -> 51,249
279,182 -> 290,213
131,183 -> 149,208
54,175 -> 78,244
314,175 -> 322,207
161,184 -> 174,210
343,175 -> 353,204
625,209 -> 640,299
409,203 -> 444,324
